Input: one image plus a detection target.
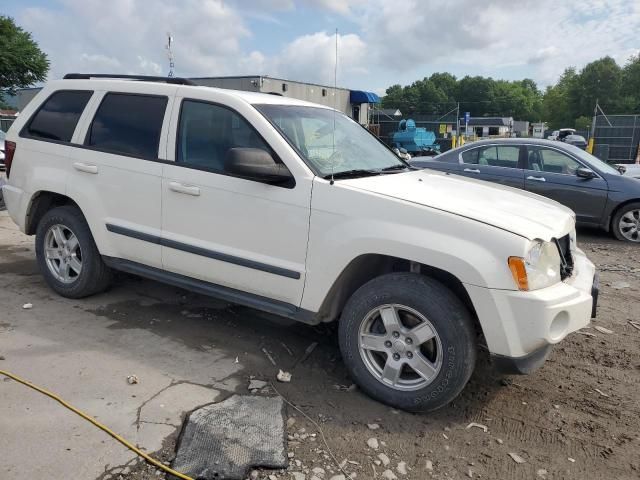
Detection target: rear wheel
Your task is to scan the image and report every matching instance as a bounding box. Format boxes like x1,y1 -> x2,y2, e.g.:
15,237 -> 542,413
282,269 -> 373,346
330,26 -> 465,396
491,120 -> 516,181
612,202 -> 640,243
338,273 -> 477,412
35,206 -> 112,298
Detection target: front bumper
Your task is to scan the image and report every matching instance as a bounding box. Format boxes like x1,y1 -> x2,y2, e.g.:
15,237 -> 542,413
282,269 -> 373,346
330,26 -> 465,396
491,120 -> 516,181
465,248 -> 597,365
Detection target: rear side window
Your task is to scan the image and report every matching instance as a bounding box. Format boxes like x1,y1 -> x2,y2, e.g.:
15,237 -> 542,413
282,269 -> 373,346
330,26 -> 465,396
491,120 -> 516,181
86,93 -> 168,159
24,90 -> 92,142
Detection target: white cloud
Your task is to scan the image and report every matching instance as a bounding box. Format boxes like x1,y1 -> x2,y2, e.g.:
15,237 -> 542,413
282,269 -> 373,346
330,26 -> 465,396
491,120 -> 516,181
13,0 -> 640,90
269,31 -> 368,85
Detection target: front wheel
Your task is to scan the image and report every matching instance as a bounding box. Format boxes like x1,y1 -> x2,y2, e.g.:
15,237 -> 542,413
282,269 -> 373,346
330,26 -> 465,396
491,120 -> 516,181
338,273 -> 477,412
612,202 -> 640,243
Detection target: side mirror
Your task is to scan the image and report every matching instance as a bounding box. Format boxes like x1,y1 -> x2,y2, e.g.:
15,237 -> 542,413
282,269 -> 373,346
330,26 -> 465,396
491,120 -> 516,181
225,148 -> 293,186
399,147 -> 408,154
617,164 -> 627,174
576,166 -> 597,179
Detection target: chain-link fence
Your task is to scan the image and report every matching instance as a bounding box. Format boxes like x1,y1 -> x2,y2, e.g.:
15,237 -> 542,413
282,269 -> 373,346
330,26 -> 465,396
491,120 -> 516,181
592,114 -> 640,164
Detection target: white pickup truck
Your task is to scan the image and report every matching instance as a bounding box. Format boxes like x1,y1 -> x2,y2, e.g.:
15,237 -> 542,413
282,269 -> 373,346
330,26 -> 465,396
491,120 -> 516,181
1,74 -> 598,411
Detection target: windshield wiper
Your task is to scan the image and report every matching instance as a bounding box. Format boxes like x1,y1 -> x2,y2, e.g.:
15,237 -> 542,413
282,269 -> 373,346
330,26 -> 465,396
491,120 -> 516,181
323,169 -> 381,180
380,164 -> 410,172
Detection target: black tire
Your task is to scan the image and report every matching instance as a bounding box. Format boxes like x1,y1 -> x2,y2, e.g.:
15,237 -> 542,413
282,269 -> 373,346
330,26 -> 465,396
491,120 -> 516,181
611,202 -> 640,243
35,205 -> 112,298
338,272 -> 476,412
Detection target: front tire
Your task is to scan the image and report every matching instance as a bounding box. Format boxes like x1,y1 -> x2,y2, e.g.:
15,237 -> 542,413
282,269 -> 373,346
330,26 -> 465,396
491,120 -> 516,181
612,202 -> 640,243
338,273 -> 476,412
35,205 -> 112,298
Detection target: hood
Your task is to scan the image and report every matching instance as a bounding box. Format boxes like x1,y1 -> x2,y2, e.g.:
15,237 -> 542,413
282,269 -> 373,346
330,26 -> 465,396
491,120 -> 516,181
340,169 -> 575,241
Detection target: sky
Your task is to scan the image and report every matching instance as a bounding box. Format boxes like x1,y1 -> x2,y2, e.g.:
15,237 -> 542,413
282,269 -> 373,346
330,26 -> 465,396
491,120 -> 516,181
3,0 -> 639,95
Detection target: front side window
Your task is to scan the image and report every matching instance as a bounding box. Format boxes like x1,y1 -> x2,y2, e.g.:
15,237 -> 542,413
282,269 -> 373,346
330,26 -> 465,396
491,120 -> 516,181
256,104 -> 405,177
527,146 -> 580,174
24,90 -> 92,142
86,93 -> 167,159
177,100 -> 274,173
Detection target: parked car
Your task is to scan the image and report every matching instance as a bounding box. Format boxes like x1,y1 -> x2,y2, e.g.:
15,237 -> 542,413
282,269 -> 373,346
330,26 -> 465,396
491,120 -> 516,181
563,134 -> 588,150
411,138 -> 640,243
0,129 -> 6,169
619,164 -> 640,179
1,74 -> 598,412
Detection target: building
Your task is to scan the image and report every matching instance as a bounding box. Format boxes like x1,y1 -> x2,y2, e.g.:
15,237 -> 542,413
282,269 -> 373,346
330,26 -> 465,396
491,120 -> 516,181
14,75 -> 381,125
461,117 -> 513,138
190,76 -> 380,124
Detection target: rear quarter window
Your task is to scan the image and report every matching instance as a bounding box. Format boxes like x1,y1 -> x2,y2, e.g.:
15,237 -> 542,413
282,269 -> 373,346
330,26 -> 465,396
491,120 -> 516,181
86,93 -> 168,159
22,90 -> 93,142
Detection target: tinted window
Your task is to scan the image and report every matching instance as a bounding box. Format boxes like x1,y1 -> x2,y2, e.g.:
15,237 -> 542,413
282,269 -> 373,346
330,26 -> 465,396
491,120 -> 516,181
462,145 -> 520,168
527,146 -> 580,174
87,93 -> 167,159
177,100 -> 274,173
24,90 -> 92,142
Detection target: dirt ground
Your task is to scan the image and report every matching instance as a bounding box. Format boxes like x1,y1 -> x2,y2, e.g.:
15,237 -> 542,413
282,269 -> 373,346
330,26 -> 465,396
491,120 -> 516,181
1,206 -> 639,480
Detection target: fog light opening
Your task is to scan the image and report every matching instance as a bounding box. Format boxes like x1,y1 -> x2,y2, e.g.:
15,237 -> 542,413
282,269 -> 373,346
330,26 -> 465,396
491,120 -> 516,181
549,311 -> 570,341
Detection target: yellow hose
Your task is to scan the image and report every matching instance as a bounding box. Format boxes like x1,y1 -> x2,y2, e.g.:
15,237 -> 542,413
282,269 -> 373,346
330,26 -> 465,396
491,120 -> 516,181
0,369 -> 194,480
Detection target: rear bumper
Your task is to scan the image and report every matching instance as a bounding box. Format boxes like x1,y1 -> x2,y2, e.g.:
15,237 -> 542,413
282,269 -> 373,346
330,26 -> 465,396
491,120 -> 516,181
466,248 -> 596,363
1,183 -> 27,231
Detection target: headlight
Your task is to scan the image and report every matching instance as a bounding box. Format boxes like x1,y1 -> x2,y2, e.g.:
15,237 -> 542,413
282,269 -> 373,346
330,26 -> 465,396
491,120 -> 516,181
508,240 -> 561,291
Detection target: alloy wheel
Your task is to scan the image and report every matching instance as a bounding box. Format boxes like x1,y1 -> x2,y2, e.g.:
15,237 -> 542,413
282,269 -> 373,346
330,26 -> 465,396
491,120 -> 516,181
44,224 -> 83,283
619,209 -> 640,242
358,304 -> 443,391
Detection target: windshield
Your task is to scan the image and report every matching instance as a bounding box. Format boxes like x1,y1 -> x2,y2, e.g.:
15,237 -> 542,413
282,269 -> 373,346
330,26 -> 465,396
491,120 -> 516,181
566,143 -> 621,175
256,105 -> 405,177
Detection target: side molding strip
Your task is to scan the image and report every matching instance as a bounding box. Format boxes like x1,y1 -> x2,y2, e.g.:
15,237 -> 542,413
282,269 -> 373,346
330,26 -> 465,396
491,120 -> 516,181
105,223 -> 301,280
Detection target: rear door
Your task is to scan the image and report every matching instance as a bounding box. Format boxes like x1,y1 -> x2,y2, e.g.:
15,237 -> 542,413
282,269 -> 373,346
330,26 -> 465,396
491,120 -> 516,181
523,145 -> 608,224
68,87 -> 174,268
458,144 -> 525,188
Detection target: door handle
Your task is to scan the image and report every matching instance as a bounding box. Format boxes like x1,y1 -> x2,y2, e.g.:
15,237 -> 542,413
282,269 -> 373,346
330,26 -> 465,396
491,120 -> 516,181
463,168 -> 480,174
73,162 -> 98,174
527,175 -> 546,182
169,182 -> 200,196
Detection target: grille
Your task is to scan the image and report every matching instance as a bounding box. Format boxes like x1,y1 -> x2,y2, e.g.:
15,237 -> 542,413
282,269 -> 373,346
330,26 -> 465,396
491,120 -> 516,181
555,234 -> 574,280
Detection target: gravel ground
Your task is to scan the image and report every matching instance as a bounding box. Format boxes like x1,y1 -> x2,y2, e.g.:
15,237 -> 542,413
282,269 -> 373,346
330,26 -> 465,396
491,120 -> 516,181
0,205 -> 638,480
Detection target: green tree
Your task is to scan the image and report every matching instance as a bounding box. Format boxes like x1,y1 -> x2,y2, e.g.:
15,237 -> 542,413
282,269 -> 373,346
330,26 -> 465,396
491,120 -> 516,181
0,16 -> 49,103
574,115 -> 591,131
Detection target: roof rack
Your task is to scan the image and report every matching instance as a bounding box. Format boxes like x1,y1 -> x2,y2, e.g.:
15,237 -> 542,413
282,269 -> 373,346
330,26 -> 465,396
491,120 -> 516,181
63,73 -> 196,86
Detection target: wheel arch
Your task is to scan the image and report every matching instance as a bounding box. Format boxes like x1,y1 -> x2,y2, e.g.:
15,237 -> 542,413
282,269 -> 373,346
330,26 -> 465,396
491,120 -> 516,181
315,253 -> 481,332
25,191 -> 83,235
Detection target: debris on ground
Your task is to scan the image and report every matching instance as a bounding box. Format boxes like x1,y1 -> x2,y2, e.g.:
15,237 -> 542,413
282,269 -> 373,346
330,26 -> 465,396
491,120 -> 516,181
466,422 -> 489,433
576,330 -> 596,337
594,388 -> 610,398
396,461 -> 407,475
276,369 -> 292,383
292,342 -> 318,369
367,437 -> 379,450
367,423 -> 380,430
610,281 -> 631,289
594,326 -> 614,334
537,468 -> 548,477
382,469 -> 398,479
627,320 -> 640,331
262,347 -> 277,366
248,379 -> 267,391
568,457 -> 576,463
22,303 -> 32,309
126,375 -> 139,385
508,452 -> 526,464
378,453 -> 390,466
173,395 -> 286,479
425,460 -> 433,471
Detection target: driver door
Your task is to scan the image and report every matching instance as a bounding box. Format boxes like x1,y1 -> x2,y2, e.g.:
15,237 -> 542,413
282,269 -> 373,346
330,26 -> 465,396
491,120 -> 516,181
524,145 -> 608,224
161,97 -> 312,306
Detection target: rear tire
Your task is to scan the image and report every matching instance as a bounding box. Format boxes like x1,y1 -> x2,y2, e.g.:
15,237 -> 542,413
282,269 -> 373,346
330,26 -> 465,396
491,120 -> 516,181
35,205 -> 112,298
338,273 -> 476,412
612,202 -> 640,243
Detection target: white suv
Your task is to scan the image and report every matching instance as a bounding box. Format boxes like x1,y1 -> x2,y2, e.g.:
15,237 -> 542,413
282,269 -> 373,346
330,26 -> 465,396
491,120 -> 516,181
2,74 -> 598,411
